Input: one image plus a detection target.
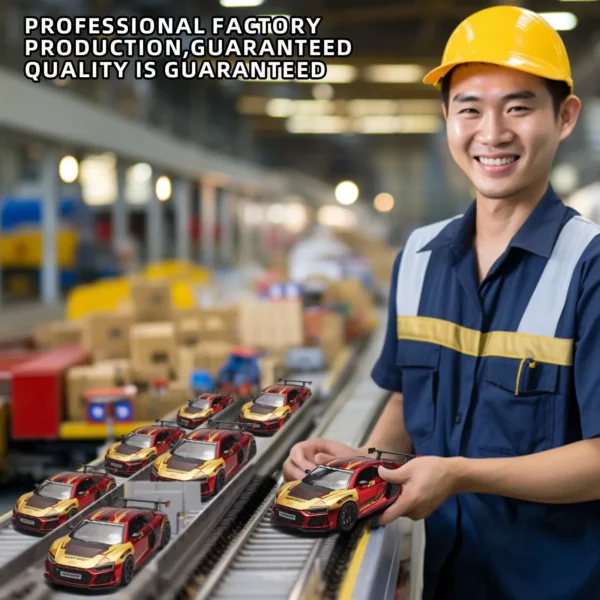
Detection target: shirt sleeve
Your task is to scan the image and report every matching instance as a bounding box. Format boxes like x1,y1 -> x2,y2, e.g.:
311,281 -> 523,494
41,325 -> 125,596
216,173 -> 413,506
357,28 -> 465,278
574,236 -> 600,439
371,250 -> 403,392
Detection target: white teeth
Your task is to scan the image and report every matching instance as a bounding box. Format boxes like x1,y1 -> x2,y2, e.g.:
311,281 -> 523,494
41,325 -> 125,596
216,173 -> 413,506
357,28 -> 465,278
478,156 -> 517,166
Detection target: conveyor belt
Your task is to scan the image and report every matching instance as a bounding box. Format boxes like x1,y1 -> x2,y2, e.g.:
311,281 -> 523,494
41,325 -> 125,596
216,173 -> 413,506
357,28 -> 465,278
194,319 -> 393,600
0,356 -> 350,600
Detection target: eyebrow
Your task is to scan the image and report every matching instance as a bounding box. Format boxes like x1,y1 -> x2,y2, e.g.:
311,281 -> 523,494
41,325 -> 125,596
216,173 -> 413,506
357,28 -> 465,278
452,90 -> 537,102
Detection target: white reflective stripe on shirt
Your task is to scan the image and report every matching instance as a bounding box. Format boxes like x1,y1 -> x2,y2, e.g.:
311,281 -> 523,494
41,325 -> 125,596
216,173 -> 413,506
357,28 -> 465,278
518,215 -> 600,337
396,217 -> 460,317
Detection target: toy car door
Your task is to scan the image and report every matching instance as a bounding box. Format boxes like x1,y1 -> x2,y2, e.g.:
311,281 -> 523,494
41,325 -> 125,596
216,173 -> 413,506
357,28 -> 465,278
74,478 -> 95,508
220,436 -> 238,476
287,390 -> 300,414
154,430 -> 170,455
211,396 -> 224,416
129,515 -> 149,565
354,467 -> 382,511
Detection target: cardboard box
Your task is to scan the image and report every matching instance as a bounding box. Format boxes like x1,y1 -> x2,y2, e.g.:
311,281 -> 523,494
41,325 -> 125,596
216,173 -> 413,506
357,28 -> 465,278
319,312 -> 346,365
130,278 -> 173,322
130,322 -> 178,379
134,382 -> 190,420
82,312 -> 132,360
196,341 -> 234,377
66,361 -> 132,421
200,307 -> 239,343
258,354 -> 286,389
239,298 -> 304,351
174,314 -> 202,347
33,320 -> 83,349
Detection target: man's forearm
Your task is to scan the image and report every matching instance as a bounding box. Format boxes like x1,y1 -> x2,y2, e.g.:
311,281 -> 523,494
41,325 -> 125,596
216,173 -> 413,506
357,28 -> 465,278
360,392 -> 413,455
452,438 -> 600,503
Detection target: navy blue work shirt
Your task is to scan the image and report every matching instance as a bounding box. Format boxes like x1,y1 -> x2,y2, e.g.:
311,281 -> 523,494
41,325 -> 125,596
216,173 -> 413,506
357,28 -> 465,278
372,184 -> 600,600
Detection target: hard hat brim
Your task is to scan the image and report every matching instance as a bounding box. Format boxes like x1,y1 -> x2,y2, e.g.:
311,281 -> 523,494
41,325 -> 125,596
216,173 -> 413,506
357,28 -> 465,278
423,56 -> 573,93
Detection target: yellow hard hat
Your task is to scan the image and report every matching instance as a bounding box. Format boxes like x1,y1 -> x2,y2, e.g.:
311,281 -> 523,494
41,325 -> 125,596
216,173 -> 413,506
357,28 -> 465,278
422,6 -> 573,93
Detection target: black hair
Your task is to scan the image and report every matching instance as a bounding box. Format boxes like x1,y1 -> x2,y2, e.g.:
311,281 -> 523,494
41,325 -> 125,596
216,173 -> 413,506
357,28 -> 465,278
440,65 -> 571,118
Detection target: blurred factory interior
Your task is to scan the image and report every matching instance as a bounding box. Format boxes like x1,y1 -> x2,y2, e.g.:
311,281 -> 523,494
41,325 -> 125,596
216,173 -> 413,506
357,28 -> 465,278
0,1 -> 600,598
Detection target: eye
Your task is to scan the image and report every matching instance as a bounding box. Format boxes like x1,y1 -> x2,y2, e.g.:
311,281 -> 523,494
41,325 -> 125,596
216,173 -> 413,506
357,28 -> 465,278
508,106 -> 530,113
457,108 -> 478,115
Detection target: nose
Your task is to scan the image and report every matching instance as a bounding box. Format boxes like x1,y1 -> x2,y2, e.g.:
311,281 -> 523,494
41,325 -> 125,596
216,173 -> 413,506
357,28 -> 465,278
475,109 -> 513,147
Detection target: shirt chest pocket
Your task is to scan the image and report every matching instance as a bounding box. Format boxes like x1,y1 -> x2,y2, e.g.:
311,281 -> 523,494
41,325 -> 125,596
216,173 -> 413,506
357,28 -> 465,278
474,357 -> 559,457
396,341 -> 441,444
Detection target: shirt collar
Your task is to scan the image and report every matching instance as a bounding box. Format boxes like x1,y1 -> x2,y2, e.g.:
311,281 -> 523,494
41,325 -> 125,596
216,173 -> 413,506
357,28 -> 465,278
418,184 -> 567,260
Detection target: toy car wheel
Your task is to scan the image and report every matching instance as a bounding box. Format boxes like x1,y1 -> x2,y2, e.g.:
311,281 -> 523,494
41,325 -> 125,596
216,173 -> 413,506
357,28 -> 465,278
337,502 -> 358,533
120,556 -> 135,587
248,440 -> 257,461
214,470 -> 226,495
159,521 -> 171,549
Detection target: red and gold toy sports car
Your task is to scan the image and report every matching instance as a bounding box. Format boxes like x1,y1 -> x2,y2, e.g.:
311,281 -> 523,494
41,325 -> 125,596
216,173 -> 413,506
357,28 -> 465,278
271,448 -> 415,532
238,380 -> 312,435
44,498 -> 171,589
13,467 -> 116,534
150,421 -> 257,496
103,421 -> 186,475
175,392 -> 235,429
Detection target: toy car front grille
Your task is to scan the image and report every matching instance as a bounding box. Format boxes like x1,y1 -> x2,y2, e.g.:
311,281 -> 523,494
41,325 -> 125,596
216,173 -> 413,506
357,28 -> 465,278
17,515 -> 42,528
94,572 -> 114,585
53,567 -> 92,584
274,507 -> 303,524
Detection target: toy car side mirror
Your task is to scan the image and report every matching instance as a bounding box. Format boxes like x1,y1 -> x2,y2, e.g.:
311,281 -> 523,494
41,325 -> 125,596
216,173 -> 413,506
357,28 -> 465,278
304,469 -> 311,475
223,449 -> 232,456
357,479 -> 369,487
131,532 -> 142,539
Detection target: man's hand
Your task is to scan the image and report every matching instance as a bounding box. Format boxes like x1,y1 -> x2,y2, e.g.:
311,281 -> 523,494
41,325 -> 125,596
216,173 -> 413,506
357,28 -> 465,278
377,456 -> 459,524
282,438 -> 367,481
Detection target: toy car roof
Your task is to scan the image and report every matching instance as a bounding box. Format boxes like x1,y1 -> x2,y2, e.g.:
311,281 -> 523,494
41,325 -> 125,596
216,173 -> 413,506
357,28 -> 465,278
130,420 -> 184,435
324,456 -> 377,471
47,471 -> 92,484
86,506 -> 151,524
186,428 -> 230,442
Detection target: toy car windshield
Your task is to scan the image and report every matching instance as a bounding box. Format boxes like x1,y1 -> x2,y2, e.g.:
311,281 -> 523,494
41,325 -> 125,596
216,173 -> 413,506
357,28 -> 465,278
171,440 -> 217,461
254,393 -> 285,408
122,433 -> 153,448
302,466 -> 353,491
189,398 -> 211,409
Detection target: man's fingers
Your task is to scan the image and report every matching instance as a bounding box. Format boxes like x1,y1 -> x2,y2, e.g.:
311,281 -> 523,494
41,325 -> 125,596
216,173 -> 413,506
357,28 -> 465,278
290,445 -> 317,474
314,452 -> 336,465
377,495 -> 413,526
282,458 -> 307,482
378,465 -> 410,484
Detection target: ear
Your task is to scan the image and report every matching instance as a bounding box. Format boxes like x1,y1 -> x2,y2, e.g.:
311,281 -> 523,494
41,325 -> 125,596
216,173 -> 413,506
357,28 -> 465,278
441,102 -> 449,121
558,95 -> 581,142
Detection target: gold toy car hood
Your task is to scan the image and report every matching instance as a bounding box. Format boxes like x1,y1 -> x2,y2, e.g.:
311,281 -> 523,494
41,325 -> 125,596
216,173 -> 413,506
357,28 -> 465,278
178,406 -> 212,419
17,492 -> 76,517
241,402 -> 288,421
154,453 -> 224,481
276,481 -> 358,510
106,442 -> 156,462
50,535 -> 133,569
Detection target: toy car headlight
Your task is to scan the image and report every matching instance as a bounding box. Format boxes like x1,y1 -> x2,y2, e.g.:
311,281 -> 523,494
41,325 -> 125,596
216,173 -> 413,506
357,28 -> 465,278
91,562 -> 114,572
47,552 -> 56,563
305,506 -> 329,515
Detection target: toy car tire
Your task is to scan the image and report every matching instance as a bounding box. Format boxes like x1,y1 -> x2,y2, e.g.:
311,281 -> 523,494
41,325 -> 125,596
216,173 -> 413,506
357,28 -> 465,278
120,556 -> 135,587
248,441 -> 257,461
214,470 -> 226,495
66,508 -> 78,522
159,521 -> 171,549
337,502 -> 358,533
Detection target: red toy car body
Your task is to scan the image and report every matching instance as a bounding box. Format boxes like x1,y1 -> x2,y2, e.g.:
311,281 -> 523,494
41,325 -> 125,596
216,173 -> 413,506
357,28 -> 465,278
103,420 -> 186,475
13,467 -> 116,534
150,421 -> 257,496
271,448 -> 415,532
238,380 -> 312,435
44,498 -> 171,589
175,392 -> 235,429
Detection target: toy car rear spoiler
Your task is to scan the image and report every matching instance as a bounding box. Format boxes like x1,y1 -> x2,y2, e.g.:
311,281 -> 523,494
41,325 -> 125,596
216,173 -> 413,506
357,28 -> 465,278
155,419 -> 185,429
80,465 -> 111,475
117,498 -> 172,510
206,419 -> 250,431
278,379 -> 312,387
367,448 -> 416,464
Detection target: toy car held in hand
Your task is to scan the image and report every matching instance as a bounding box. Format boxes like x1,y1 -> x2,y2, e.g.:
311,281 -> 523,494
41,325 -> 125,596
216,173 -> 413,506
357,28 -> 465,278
175,392 -> 235,429
103,421 -> 186,475
44,498 -> 171,589
150,421 -> 257,496
238,380 -> 312,435
13,467 -> 116,534
271,448 -> 415,532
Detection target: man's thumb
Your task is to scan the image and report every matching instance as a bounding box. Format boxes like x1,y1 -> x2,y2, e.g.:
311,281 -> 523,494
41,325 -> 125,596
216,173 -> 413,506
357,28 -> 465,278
378,464 -> 410,483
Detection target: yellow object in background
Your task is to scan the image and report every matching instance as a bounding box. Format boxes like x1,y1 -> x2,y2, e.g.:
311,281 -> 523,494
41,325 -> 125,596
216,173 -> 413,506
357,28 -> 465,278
144,260 -> 211,283
66,274 -> 200,319
0,227 -> 78,268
